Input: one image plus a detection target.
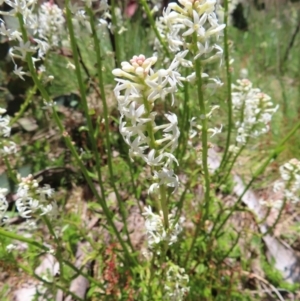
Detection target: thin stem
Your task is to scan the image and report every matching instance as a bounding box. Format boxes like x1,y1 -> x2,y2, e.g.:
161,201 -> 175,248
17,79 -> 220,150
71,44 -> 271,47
183,35 -> 211,267
64,3 -> 105,199
177,70 -> 190,164
42,215 -> 65,282
159,185 -> 169,229
193,33 -> 210,220
0,227 -> 49,250
218,144 -> 245,188
4,156 -> 17,183
264,197 -> 288,236
139,0 -> 170,58
218,110 -> 263,188
10,82 -> 38,125
217,230 -> 242,264
183,216 -> 203,268
111,0 -> 122,67
219,0 -> 232,171
86,7 -> 134,252
142,94 -> 156,149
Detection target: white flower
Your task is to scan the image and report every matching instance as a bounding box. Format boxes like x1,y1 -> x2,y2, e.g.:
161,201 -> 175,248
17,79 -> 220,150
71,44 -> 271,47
13,65 -> 27,81
1,141 -> 17,155
0,114 -> 11,137
142,206 -> 184,248
123,102 -> 146,126
15,175 -> 57,218
66,62 -> 76,70
164,263 -> 189,300
144,149 -> 164,166
155,0 -> 225,64
208,124 -> 223,137
276,159 -> 300,203
12,41 -> 35,61
33,38 -> 50,59
152,167 -> 179,193
113,55 -> 180,195
0,188 -> 8,219
146,75 -> 170,101
155,113 -> 180,151
182,10 -> 207,37
173,50 -> 193,68
114,79 -> 143,101
37,2 -> 65,47
232,79 -> 277,145
6,244 -> 17,253
128,136 -> 148,160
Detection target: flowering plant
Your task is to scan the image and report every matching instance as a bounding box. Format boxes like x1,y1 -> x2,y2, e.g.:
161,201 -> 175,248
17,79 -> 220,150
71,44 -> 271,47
0,0 -> 299,300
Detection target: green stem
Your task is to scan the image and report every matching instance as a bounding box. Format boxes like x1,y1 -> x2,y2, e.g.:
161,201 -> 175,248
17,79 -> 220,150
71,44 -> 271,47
183,216 -> 203,268
219,0 -> 232,171
64,3 -> 105,199
111,0 -> 122,67
218,144 -> 245,188
183,35 -> 211,268
193,33 -> 210,221
139,0 -> 170,58
4,156 -> 17,183
218,110 -> 264,188
142,94 -> 156,149
10,83 -> 38,125
0,227 -> 49,250
86,7 -> 134,252
159,185 -> 169,229
42,215 -> 65,282
264,196 -> 288,236
177,70 -> 190,164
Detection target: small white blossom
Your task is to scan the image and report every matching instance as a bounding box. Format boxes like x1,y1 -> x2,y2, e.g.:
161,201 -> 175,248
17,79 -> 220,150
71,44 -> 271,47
6,244 -> 17,253
0,188 -> 8,219
13,65 -> 28,81
259,198 -> 283,209
208,124 -> 223,137
164,262 -> 189,300
232,79 -> 277,145
15,175 -> 57,219
142,206 -> 184,248
155,0 -> 225,65
274,159 -> 300,203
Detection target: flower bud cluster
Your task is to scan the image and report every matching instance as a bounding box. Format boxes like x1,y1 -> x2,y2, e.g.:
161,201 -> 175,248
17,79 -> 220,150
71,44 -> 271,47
0,108 -> 17,154
15,174 -> 57,219
155,0 -> 225,141
113,54 -> 181,193
273,159 -> 300,203
156,0 -> 225,62
232,79 -> 278,145
0,0 -> 64,79
143,206 -> 184,249
164,262 -> 189,300
35,2 -> 65,47
0,0 -> 109,79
